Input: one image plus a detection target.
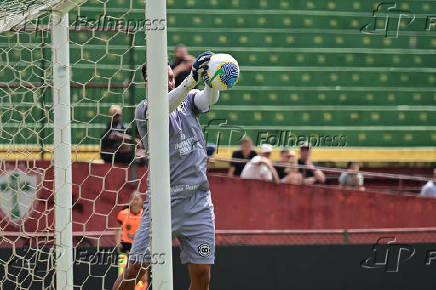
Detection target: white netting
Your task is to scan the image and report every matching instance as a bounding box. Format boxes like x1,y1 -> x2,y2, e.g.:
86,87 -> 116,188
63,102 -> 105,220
0,0 -> 77,33
0,0 -> 152,288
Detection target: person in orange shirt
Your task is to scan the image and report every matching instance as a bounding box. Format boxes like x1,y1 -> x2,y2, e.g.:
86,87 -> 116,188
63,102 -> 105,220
116,193 -> 146,290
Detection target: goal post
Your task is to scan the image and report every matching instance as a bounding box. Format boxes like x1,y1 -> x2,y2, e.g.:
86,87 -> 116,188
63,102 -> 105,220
145,0 -> 174,288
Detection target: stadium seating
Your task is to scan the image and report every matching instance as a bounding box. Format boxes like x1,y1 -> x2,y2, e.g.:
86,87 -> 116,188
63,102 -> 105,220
1,0 -> 435,152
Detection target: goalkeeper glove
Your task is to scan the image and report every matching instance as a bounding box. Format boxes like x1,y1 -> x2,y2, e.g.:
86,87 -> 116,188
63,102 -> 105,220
181,51 -> 214,90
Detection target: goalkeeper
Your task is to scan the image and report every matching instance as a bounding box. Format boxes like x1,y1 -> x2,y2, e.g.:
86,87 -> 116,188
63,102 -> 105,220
113,51 -> 219,290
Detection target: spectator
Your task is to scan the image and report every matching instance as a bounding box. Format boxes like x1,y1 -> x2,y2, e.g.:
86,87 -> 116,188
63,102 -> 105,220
100,105 -> 145,165
339,161 -> 365,191
206,142 -> 216,157
240,144 -> 280,184
298,142 -> 325,185
116,193 -> 146,289
280,149 -> 303,185
170,44 -> 195,87
275,148 -> 294,179
420,168 -> 436,197
228,137 -> 257,177
206,143 -> 216,167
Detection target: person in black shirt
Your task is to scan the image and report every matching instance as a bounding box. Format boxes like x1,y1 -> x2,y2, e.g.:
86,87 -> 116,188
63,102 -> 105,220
275,148 -> 303,184
170,44 -> 196,87
298,142 -> 325,185
228,137 -> 257,177
275,148 -> 292,179
100,105 -> 138,164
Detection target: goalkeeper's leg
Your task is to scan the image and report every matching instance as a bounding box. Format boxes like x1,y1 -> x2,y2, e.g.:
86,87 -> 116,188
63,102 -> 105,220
136,272 -> 148,290
188,263 -> 211,290
112,261 -> 149,290
117,252 -> 147,289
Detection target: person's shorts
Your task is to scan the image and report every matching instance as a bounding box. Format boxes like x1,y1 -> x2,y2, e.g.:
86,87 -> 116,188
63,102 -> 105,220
129,189 -> 215,265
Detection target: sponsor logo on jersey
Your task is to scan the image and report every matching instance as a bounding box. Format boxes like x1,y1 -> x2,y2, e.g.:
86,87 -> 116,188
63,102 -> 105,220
175,131 -> 199,156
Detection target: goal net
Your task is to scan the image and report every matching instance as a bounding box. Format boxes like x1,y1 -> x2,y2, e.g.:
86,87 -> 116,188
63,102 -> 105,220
0,0 -> 85,32
0,0 -> 165,288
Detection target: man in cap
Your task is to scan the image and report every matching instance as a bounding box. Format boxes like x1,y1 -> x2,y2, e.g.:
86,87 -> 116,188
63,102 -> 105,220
240,144 -> 280,183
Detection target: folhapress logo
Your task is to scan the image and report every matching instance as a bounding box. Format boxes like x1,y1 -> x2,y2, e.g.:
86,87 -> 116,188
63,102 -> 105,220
361,237 -> 415,272
360,2 -> 436,38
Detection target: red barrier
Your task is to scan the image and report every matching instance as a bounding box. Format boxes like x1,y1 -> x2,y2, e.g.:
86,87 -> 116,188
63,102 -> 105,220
0,161 -> 147,238
210,175 -> 436,229
1,161 -> 436,240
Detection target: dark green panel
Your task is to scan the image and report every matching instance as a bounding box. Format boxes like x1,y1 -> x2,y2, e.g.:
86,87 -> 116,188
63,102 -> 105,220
204,107 -> 436,126
0,0 -> 435,148
166,0 -> 436,13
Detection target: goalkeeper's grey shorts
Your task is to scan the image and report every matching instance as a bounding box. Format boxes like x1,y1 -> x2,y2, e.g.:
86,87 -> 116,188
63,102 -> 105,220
129,189 -> 215,265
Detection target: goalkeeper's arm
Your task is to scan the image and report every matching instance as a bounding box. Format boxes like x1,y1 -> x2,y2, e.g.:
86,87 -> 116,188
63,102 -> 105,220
168,51 -> 218,112
168,81 -> 219,112
193,85 -> 220,110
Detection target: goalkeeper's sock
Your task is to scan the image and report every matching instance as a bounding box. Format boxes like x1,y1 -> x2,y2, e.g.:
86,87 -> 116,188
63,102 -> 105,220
136,280 -> 147,290
118,252 -> 128,276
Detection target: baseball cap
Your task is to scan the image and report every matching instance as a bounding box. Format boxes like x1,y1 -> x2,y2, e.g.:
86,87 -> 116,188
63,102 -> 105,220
260,144 -> 273,153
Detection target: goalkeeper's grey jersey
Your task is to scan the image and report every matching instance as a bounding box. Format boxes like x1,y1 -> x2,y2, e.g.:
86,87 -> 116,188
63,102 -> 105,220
136,89 -> 210,199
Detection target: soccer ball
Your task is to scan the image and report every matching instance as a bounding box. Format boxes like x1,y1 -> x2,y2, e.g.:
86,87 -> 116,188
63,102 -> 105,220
203,53 -> 240,90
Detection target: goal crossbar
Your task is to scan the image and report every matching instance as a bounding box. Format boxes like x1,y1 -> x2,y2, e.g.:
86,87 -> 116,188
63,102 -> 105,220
0,0 -> 86,33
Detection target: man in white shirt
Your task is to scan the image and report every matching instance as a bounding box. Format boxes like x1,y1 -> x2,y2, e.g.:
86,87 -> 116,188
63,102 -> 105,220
240,144 -> 280,183
420,168 -> 436,197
